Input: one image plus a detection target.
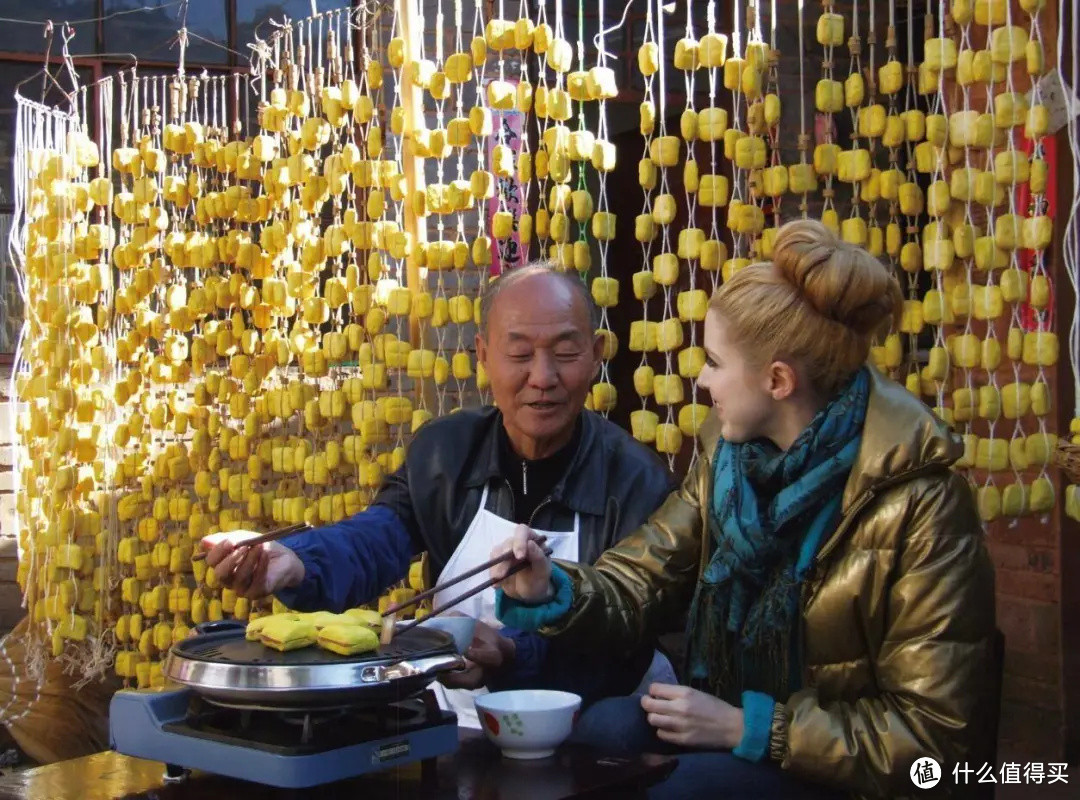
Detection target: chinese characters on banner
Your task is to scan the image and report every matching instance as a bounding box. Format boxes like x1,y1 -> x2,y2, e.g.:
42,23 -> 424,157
485,80 -> 527,275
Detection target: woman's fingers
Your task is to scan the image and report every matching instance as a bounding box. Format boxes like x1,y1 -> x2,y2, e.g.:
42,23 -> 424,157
511,524 -> 534,560
646,712 -> 683,732
645,682 -> 687,700
526,539 -> 548,564
489,538 -> 514,582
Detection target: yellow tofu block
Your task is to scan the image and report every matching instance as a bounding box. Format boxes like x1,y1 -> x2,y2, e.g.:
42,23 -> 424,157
699,174 -> 729,207
657,319 -> 684,352
879,60 -> 904,95
631,410 -> 659,443
674,38 -> 699,70
699,33 -> 728,67
1022,332 -> 1058,366
678,347 -> 706,379
656,424 -> 684,455
649,136 -> 681,168
837,149 -> 872,183
653,374 -> 685,406
653,253 -> 680,285
734,136 -> 767,170
592,140 -> 616,173
591,383 -> 617,413
676,227 -> 706,260
259,618 -> 317,651
592,211 -> 617,241
632,270 -> 657,301
652,194 -> 677,226
629,321 -> 659,352
725,57 -> 743,90
815,79 -> 844,113
990,26 -> 1028,65
678,403 -> 710,436
925,38 -> 958,72
638,42 -> 659,76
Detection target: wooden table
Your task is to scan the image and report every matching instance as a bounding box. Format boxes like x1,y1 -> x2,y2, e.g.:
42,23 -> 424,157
0,730 -> 676,800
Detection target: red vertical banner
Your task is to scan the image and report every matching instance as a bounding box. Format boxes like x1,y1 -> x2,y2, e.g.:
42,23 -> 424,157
485,83 -> 526,276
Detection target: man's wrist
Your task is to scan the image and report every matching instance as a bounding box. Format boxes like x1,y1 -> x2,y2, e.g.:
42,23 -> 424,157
284,553 -> 306,588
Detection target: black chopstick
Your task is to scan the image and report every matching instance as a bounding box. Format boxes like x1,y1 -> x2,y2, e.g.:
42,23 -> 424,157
392,545 -> 554,637
381,535 -> 550,618
191,523 -> 308,562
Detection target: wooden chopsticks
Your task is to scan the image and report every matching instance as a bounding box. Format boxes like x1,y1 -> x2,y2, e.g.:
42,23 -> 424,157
384,536 -> 553,639
191,523 -> 309,562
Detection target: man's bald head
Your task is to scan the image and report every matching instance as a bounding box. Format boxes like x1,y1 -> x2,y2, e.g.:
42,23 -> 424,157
474,262 -> 604,459
478,263 -> 600,341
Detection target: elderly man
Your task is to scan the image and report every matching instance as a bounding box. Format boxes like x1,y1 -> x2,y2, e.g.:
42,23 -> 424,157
205,263 -> 677,721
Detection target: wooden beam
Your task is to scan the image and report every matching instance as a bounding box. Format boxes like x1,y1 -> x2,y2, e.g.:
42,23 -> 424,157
397,0 -> 432,412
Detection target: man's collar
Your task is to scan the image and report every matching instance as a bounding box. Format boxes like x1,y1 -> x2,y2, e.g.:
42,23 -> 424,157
463,409 -> 608,517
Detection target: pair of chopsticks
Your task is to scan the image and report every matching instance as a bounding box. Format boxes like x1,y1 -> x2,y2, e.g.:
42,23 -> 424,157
381,535 -> 553,643
191,523 -> 309,562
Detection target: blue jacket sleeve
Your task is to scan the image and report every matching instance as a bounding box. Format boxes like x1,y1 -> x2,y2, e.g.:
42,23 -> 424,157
273,505 -> 415,612
489,627 -> 550,687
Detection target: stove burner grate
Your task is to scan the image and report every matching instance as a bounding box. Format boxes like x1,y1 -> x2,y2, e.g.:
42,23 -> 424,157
163,692 -> 439,754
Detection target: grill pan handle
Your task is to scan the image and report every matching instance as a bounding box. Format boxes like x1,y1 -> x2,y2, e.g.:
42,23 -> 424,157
359,653 -> 466,684
193,620 -> 247,636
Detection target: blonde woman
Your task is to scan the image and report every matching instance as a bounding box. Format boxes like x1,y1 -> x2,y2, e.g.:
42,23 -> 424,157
491,220 -> 997,799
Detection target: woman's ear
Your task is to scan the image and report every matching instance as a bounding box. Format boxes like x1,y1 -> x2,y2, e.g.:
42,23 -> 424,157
767,361 -> 798,401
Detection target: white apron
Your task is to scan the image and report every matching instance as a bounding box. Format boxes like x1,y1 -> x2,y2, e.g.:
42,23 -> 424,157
430,484 -> 677,728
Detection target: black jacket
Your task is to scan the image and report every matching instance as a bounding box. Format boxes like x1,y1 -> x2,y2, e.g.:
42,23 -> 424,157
373,406 -> 677,582
277,405 -> 677,703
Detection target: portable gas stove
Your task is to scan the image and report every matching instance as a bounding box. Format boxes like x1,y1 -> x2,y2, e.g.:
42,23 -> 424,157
110,620 -> 466,788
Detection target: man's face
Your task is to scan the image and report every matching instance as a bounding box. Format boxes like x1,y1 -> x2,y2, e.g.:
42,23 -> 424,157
476,274 -> 602,456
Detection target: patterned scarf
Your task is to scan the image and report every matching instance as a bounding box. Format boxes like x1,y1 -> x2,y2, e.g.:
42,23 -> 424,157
687,367 -> 870,703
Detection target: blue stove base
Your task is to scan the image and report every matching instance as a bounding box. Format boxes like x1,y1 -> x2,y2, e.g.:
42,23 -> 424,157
109,688 -> 459,789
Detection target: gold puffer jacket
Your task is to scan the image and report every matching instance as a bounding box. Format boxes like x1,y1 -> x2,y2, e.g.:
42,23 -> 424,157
544,369 -> 997,798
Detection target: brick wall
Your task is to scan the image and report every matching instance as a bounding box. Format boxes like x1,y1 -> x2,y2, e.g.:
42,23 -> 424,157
939,2 -> 1067,761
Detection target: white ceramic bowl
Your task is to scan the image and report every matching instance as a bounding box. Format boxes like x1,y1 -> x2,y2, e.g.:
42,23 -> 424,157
417,615 -> 477,654
474,690 -> 582,759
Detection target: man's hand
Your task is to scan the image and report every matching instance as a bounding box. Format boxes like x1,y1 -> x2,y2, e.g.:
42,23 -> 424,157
489,524 -> 552,603
438,620 -> 516,690
202,532 -> 305,600
640,684 -> 746,750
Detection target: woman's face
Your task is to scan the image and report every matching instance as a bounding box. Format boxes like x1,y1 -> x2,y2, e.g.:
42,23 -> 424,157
698,311 -> 775,443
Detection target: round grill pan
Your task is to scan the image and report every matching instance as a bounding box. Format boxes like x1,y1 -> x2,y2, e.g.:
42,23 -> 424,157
165,621 -> 465,709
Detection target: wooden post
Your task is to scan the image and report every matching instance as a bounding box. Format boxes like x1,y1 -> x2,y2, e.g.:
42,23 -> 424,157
399,0 -> 426,346
397,0 -> 434,414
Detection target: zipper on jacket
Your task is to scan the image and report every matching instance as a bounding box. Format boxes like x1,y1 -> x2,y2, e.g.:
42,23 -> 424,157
528,496 -> 555,526
812,463 -> 949,569
499,478 -> 516,520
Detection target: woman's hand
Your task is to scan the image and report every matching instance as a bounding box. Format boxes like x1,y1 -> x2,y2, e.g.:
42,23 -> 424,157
489,524 -> 552,603
640,683 -> 746,750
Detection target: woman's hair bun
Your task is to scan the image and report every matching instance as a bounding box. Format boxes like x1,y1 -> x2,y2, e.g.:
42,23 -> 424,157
771,219 -> 902,337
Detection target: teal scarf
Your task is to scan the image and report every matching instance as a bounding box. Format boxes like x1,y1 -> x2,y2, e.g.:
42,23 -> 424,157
687,367 -> 870,702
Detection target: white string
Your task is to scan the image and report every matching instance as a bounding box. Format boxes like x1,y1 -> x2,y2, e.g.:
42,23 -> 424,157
594,0 -> 634,63
1061,0 -> 1080,414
